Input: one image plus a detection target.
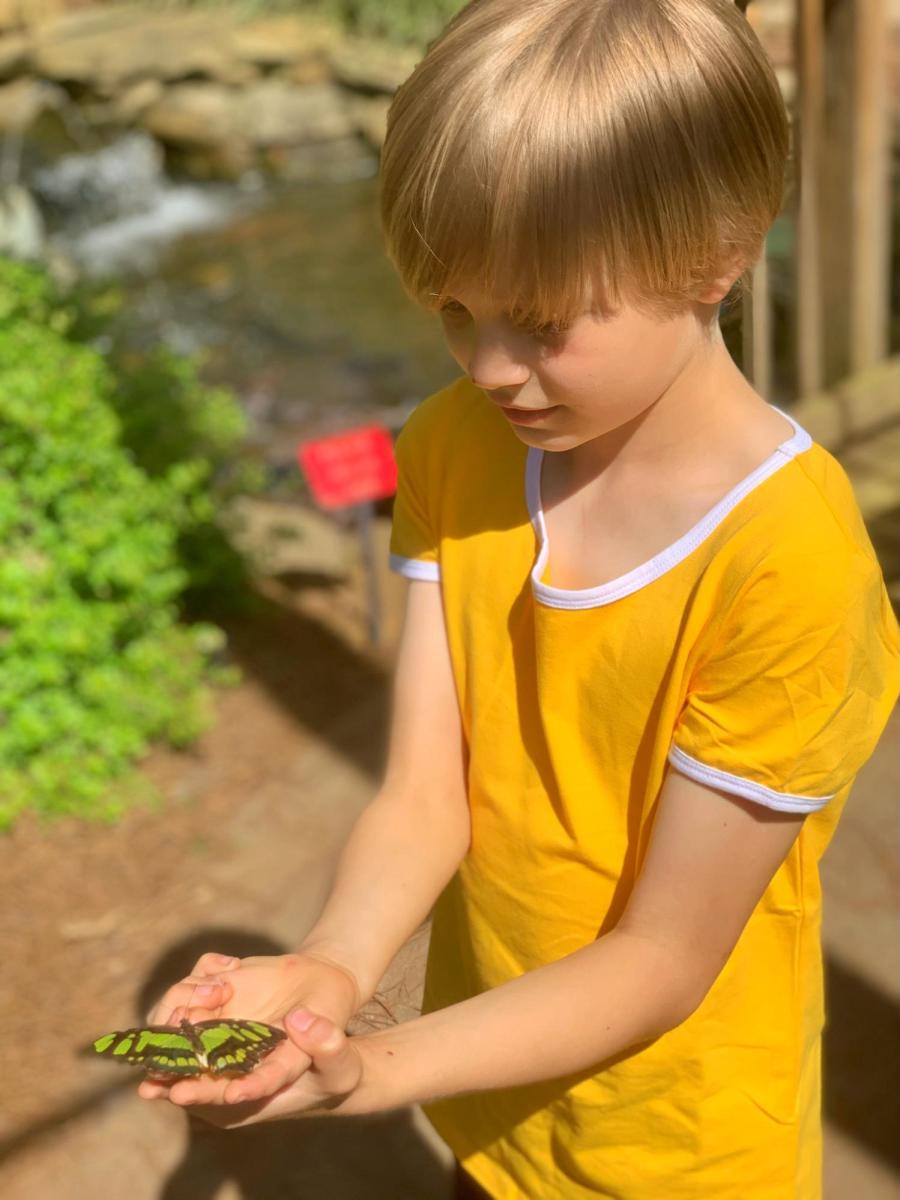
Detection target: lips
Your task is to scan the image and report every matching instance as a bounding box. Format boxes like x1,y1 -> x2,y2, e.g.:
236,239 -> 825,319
498,404 -> 559,425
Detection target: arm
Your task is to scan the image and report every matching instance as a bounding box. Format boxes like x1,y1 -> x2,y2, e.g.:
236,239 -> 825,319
263,768 -> 805,1119
299,577 -> 470,1004
142,577 -> 469,1108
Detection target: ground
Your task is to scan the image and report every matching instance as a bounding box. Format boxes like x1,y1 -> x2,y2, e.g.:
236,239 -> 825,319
2,383 -> 899,1198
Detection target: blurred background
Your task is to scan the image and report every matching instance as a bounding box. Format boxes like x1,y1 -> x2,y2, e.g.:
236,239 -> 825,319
0,0 -> 897,1196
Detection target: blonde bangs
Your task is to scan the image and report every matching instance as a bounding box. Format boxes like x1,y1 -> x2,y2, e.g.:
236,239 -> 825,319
379,0 -> 789,325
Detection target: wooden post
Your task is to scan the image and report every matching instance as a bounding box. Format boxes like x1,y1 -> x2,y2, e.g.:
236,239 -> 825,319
850,0 -> 891,370
742,250 -> 772,400
820,0 -> 855,384
795,0 -> 825,395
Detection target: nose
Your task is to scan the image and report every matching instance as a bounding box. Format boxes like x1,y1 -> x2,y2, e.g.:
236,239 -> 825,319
465,327 -> 531,393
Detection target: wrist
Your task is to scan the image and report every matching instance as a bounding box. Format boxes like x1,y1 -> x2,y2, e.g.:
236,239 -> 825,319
331,1029 -> 403,1116
294,939 -> 367,1014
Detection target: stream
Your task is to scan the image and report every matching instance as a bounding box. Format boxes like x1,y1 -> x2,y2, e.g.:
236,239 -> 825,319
25,127 -> 458,477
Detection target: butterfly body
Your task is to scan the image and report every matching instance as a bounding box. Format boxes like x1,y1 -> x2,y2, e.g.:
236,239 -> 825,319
92,1018 -> 285,1077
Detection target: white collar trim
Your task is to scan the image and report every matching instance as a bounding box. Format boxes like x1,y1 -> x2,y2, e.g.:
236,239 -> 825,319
525,406 -> 812,610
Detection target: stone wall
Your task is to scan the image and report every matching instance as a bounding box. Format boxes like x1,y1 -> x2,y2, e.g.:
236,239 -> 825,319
0,3 -> 421,179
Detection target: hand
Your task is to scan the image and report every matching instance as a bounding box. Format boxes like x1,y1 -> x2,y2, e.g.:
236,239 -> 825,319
138,948 -> 362,1109
166,1007 -> 367,1129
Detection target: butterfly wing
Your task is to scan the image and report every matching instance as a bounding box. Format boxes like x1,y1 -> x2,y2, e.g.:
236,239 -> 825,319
193,1019 -> 287,1076
91,1025 -> 205,1076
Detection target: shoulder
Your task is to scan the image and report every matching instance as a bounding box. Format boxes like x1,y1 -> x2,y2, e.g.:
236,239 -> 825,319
723,439 -> 884,597
395,375 -> 497,454
695,437 -> 898,661
394,376 -> 522,505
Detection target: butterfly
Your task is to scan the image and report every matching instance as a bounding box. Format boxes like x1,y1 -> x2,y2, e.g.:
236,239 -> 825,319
91,1018 -> 286,1077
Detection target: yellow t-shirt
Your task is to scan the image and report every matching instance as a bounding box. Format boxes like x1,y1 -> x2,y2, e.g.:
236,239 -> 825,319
388,376 -> 899,1200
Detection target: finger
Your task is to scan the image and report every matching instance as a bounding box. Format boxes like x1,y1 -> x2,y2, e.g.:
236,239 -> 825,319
285,1009 -> 361,1097
220,1042 -> 313,1105
147,977 -> 233,1024
165,1074 -> 232,1107
191,952 -> 239,976
138,1077 -> 174,1100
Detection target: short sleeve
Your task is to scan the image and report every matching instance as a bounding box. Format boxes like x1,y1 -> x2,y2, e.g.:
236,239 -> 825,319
388,413 -> 440,582
669,551 -> 900,813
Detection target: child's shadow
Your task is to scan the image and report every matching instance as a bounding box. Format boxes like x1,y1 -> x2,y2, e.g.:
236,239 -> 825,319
144,929 -> 450,1200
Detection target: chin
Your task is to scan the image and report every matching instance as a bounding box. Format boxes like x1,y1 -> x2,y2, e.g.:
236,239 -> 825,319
508,427 -> 580,453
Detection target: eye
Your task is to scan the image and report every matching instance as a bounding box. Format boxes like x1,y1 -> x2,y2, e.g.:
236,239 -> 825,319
515,316 -> 568,341
438,300 -> 470,321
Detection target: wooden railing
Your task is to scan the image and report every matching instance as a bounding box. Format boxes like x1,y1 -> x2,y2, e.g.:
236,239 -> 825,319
743,0 -> 895,398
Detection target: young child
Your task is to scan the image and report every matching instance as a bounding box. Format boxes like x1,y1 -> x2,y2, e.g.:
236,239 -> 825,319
140,1 -> 899,1196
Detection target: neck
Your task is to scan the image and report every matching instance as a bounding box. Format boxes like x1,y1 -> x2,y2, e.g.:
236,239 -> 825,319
562,333 -> 760,489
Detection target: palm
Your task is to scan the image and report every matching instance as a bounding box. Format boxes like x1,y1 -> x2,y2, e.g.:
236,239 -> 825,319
139,950 -> 360,1107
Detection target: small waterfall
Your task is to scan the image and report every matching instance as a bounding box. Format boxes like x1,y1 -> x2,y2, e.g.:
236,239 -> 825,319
28,131 -> 248,275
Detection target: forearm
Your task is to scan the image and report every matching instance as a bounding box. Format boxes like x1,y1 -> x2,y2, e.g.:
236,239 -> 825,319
343,929 -> 699,1114
299,789 -> 469,1004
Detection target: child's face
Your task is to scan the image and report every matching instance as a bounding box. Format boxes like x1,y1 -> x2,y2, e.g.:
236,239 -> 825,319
438,287 -> 723,453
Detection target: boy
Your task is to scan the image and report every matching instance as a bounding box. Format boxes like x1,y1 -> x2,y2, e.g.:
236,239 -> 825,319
142,1 -> 899,1196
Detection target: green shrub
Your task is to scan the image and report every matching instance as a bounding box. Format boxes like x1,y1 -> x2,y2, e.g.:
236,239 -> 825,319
0,258 -> 254,829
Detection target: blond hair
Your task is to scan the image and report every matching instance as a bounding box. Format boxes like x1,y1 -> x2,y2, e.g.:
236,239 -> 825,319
379,0 -> 789,328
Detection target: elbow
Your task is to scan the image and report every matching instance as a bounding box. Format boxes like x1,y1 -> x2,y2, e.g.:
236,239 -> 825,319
657,954 -> 726,1036
615,930 -> 717,1039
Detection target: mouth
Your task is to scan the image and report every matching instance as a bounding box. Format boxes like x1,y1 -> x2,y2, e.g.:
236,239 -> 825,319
498,404 -> 559,425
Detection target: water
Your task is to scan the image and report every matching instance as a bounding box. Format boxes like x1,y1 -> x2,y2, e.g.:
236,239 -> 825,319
120,174 -> 457,467
29,132 -> 457,474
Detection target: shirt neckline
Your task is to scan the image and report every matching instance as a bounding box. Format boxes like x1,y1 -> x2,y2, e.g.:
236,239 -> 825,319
525,405 -> 813,610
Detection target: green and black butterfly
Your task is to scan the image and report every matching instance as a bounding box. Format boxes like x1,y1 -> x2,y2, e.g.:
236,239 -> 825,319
91,1018 -> 286,1077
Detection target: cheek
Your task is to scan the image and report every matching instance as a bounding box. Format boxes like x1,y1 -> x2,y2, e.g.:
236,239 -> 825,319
440,323 -> 471,366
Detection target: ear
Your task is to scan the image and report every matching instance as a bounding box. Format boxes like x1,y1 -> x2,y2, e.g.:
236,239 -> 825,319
695,262 -> 745,305
696,254 -> 748,304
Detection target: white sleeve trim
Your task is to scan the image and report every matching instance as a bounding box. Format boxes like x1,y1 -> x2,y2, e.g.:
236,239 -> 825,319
668,745 -> 832,813
388,554 -> 440,582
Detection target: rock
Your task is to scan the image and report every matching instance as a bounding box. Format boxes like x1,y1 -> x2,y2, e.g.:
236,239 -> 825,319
347,94 -> 391,150
0,31 -> 26,79
29,7 -> 252,91
262,135 -> 377,183
328,36 -> 420,95
276,57 -> 331,87
109,76 -> 164,125
0,183 -> 46,261
167,141 -> 257,183
239,80 -> 353,146
141,82 -> 239,149
0,75 -> 63,132
229,14 -> 338,69
0,0 -> 19,33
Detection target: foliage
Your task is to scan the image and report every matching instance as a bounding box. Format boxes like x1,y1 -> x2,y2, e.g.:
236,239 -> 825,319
157,0 -> 463,45
0,258 -> 255,829
308,0 -> 462,44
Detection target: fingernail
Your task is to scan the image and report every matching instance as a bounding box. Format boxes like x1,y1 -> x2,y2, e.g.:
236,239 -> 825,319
196,984 -> 217,997
216,955 -> 237,966
288,1009 -> 315,1032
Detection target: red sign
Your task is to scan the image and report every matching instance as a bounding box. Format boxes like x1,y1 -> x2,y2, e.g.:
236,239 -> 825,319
297,425 -> 398,511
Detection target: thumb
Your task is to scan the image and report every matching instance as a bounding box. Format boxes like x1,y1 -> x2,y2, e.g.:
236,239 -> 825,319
285,1008 -> 361,1099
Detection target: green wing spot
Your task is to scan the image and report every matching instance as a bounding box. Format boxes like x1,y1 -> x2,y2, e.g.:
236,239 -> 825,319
198,1024 -> 236,1053
93,1034 -> 116,1053
113,1038 -> 134,1056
